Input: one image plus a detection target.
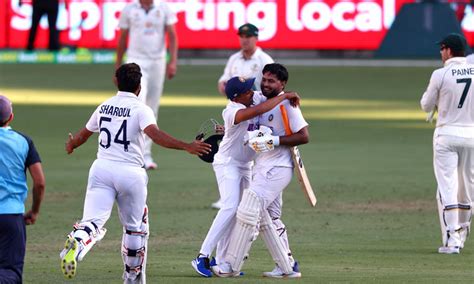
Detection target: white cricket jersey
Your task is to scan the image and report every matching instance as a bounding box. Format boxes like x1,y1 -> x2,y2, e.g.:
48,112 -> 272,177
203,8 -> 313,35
213,100 -> 259,165
118,1 -> 177,60
253,92 -> 309,168
86,91 -> 157,167
421,57 -> 474,137
218,47 -> 274,91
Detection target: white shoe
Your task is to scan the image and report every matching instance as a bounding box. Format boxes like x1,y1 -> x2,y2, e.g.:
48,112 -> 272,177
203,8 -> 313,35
263,262 -> 302,278
211,263 -> 241,278
438,246 -> 460,254
211,199 -> 222,209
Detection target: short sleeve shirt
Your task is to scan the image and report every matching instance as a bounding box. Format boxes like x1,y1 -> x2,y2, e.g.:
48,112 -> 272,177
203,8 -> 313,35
118,1 -> 177,60
213,100 -> 259,165
218,48 -> 274,92
86,91 -> 157,167
0,127 -> 41,214
253,92 -> 309,168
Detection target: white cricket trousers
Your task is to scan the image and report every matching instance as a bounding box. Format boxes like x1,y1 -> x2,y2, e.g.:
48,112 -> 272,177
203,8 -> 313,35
251,166 -> 293,253
434,134 -> 474,244
200,163 -> 250,263
81,159 -> 149,232
127,57 -> 166,163
434,135 -> 474,208
251,166 -> 293,210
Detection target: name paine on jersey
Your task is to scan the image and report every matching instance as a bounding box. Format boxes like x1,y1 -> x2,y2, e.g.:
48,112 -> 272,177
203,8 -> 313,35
99,104 -> 131,117
451,68 -> 474,76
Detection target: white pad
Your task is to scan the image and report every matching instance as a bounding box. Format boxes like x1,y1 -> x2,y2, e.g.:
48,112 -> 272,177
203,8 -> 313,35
62,221 -> 106,261
226,190 -> 261,273
459,204 -> 472,247
444,207 -> 462,247
122,207 -> 149,284
437,192 -> 447,246
272,218 -> 291,256
260,211 -> 293,274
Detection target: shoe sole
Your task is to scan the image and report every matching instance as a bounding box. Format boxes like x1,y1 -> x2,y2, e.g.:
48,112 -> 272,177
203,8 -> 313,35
264,272 -> 302,278
61,236 -> 78,279
191,260 -> 212,278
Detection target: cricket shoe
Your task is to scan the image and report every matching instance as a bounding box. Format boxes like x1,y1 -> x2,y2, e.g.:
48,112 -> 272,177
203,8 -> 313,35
262,261 -> 302,278
60,235 -> 81,279
438,246 -> 460,254
191,255 -> 212,277
211,262 -> 241,278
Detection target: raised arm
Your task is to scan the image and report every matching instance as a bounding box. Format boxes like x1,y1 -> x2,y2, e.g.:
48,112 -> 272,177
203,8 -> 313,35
65,127 -> 94,154
24,162 -> 46,225
144,124 -> 211,155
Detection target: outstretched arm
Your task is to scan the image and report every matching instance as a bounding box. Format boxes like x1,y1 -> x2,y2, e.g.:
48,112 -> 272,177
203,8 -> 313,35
144,124 -> 211,155
65,127 -> 94,154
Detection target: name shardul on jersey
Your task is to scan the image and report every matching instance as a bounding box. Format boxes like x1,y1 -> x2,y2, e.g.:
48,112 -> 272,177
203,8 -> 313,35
99,105 -> 131,117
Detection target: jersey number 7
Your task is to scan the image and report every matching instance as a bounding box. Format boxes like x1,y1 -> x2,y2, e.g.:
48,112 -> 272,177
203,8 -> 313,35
457,78 -> 471,108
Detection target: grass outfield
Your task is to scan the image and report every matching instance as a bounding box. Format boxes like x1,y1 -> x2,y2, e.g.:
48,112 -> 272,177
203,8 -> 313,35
1,63 -> 473,283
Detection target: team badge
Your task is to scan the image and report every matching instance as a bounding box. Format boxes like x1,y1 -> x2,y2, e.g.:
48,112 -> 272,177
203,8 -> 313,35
268,114 -> 273,121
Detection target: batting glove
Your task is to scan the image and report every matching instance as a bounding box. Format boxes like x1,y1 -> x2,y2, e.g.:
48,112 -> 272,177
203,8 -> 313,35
248,134 -> 280,153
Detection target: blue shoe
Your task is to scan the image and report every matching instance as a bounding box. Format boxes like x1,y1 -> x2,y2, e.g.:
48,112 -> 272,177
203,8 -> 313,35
209,257 -> 217,267
191,255 -> 212,277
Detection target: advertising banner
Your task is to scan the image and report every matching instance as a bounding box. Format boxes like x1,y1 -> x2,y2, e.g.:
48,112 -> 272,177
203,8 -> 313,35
1,0 -> 473,50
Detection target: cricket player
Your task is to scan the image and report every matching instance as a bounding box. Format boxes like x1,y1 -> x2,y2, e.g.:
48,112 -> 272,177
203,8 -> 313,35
191,76 -> 300,277
420,33 -> 474,254
116,0 -> 178,170
213,63 -> 308,278
212,23 -> 274,209
60,63 -> 210,283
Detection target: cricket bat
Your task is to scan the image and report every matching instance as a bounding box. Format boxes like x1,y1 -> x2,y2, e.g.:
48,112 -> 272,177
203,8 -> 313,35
280,105 -> 317,207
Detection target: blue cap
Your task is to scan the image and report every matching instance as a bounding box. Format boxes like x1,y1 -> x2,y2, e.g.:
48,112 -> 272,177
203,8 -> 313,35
225,77 -> 255,100
0,95 -> 12,124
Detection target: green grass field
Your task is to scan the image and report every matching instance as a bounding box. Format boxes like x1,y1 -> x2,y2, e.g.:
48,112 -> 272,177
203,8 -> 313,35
1,63 -> 473,283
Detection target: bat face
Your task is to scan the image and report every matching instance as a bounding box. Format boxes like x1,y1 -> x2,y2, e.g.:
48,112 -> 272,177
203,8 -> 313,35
291,146 -> 317,207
